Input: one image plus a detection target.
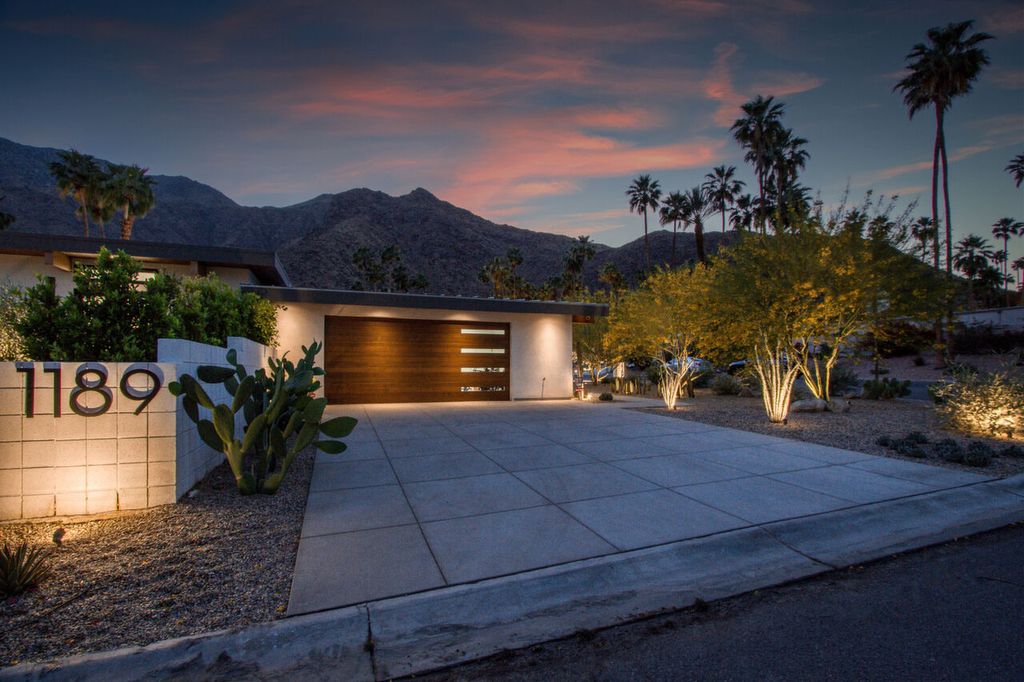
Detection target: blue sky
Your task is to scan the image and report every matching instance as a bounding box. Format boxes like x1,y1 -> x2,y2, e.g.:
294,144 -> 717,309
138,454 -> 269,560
1,0 -> 1021,257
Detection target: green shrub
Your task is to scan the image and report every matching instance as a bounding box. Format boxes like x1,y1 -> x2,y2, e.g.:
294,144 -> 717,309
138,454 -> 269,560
15,249 -> 178,361
999,444 -> 1024,459
828,365 -> 861,397
904,431 -> 929,444
169,342 -> 356,495
0,278 -> 25,360
14,248 -> 279,361
963,441 -> 994,467
891,437 -> 927,458
876,435 -> 893,447
1,542 -> 51,597
932,438 -> 964,463
862,378 -> 911,400
710,373 -> 743,395
598,392 -> 613,402
172,275 -> 278,347
931,368 -> 1024,439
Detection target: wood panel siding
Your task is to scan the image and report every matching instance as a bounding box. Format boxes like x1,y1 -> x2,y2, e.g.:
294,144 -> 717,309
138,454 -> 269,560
324,316 -> 511,404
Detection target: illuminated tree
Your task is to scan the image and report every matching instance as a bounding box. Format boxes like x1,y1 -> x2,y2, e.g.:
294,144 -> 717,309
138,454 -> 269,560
605,267 -> 706,409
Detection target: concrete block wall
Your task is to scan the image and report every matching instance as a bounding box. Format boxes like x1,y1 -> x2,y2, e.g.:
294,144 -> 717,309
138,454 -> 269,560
156,337 -> 276,500
0,362 -> 177,520
0,337 -> 274,521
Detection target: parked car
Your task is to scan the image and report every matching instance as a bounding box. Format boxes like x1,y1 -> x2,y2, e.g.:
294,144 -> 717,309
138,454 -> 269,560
667,357 -> 714,375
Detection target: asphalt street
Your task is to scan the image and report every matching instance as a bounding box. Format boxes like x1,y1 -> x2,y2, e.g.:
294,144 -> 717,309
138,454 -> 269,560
416,523 -> 1024,682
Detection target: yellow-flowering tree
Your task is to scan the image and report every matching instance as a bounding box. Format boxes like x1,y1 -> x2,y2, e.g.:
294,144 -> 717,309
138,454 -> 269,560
605,268 -> 706,409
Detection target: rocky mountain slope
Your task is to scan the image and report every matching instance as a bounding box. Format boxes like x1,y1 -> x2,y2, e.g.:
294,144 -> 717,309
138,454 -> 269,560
0,137 -> 734,294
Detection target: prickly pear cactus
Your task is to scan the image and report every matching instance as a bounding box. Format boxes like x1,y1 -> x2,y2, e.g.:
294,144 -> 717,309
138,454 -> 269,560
169,341 -> 356,494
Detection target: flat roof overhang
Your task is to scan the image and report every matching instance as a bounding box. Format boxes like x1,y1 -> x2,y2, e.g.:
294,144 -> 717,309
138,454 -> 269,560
0,231 -> 291,286
242,285 -> 609,318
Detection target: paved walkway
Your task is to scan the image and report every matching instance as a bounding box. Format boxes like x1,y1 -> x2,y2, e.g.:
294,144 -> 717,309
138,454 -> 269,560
287,399 -> 992,615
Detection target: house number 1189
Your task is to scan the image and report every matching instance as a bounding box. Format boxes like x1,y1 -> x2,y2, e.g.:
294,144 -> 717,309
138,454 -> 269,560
15,363 -> 162,417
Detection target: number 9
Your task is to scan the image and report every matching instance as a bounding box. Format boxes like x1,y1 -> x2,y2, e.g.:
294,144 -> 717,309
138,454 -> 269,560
120,368 -> 163,415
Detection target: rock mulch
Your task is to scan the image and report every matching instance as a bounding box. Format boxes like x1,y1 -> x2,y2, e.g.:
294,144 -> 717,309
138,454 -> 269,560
0,447 -> 315,668
643,392 -> 1024,478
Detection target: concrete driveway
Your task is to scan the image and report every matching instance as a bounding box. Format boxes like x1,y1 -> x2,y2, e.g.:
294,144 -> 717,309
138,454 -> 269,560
287,400 -> 991,615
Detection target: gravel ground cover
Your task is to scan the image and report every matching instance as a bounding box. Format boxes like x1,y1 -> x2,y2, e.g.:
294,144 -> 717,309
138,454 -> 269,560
0,446 -> 314,668
848,353 -> 1022,382
642,393 -> 1024,478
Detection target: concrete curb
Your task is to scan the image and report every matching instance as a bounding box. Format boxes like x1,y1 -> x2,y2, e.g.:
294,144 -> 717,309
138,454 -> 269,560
5,474 -> 1023,681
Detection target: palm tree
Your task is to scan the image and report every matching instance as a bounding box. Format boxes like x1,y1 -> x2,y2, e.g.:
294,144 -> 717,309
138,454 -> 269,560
478,257 -> 510,297
702,165 -> 745,235
910,216 -> 939,267
563,236 -> 596,298
106,164 -> 156,240
626,175 -> 662,268
681,186 -> 713,264
894,21 -> 993,278
991,217 -> 1023,305
659,191 -> 687,267
731,95 -> 785,234
505,248 -> 523,297
1007,153 -> 1024,188
768,129 -> 809,230
729,194 -> 756,232
49,149 -> 102,237
953,234 -> 995,308
1012,256 -> 1024,293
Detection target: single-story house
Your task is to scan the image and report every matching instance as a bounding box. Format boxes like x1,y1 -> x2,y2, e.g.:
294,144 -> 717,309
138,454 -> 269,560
1,233 -> 607,404
243,286 -> 606,403
0,232 -> 290,294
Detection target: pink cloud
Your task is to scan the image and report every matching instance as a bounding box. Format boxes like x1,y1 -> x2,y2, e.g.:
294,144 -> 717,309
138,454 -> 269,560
702,42 -> 824,126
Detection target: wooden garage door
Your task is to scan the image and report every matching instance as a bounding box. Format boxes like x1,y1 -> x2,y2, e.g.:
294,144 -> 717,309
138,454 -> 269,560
324,316 -> 511,404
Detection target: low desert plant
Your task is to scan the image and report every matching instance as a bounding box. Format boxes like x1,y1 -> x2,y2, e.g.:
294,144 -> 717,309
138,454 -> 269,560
827,365 -> 861,397
598,392 -> 613,402
930,368 -> 1024,439
170,341 -> 357,494
904,431 -> 929,444
710,373 -> 743,396
963,441 -> 994,467
862,378 -> 911,400
1,542 -> 51,597
999,444 -> 1024,458
932,438 -> 965,463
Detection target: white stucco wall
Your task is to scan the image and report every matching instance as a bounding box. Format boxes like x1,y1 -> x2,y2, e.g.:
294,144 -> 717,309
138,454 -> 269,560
1,253 -> 258,296
276,303 -> 574,401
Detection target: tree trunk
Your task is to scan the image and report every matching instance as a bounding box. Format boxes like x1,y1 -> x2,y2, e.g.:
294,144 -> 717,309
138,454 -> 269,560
78,190 -> 90,238
694,220 -> 706,264
670,222 -> 677,268
643,210 -> 650,269
931,105 -> 943,368
721,207 -> 726,235
757,171 -> 766,235
938,109 -> 955,360
120,208 -> 133,240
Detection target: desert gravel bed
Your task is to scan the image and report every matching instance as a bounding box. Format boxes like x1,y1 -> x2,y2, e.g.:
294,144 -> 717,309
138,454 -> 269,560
0,446 -> 315,668
642,392 -> 1024,478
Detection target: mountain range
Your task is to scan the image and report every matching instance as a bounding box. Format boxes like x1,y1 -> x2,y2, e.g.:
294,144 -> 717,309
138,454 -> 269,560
0,137 -> 734,294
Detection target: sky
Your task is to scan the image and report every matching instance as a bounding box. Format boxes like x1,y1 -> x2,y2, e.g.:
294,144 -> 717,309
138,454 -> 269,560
1,0 -> 1022,257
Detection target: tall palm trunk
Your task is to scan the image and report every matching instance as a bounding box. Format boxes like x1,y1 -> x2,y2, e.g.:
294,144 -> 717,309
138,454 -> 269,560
1003,235 -> 1011,307
78,190 -> 90,237
721,206 -> 726,234
694,219 -> 706,264
670,221 -> 678,268
121,204 -> 133,240
937,108 -> 955,358
756,170 -> 766,235
931,105 -> 944,367
643,210 -> 650,268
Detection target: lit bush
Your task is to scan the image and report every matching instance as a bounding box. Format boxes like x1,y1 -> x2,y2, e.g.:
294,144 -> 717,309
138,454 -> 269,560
0,278 -> 25,360
931,368 -> 1024,439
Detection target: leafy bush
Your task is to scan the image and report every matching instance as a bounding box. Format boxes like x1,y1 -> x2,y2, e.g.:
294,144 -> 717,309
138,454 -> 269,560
828,365 -> 860,396
0,278 -> 25,360
710,373 -> 743,395
169,341 -> 356,495
598,392 -> 613,402
15,249 -> 178,361
171,275 -> 278,347
862,378 -> 911,400
931,368 -> 1024,439
932,438 -> 965,463
14,248 -> 279,361
963,441 -> 994,467
1,542 -> 51,597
